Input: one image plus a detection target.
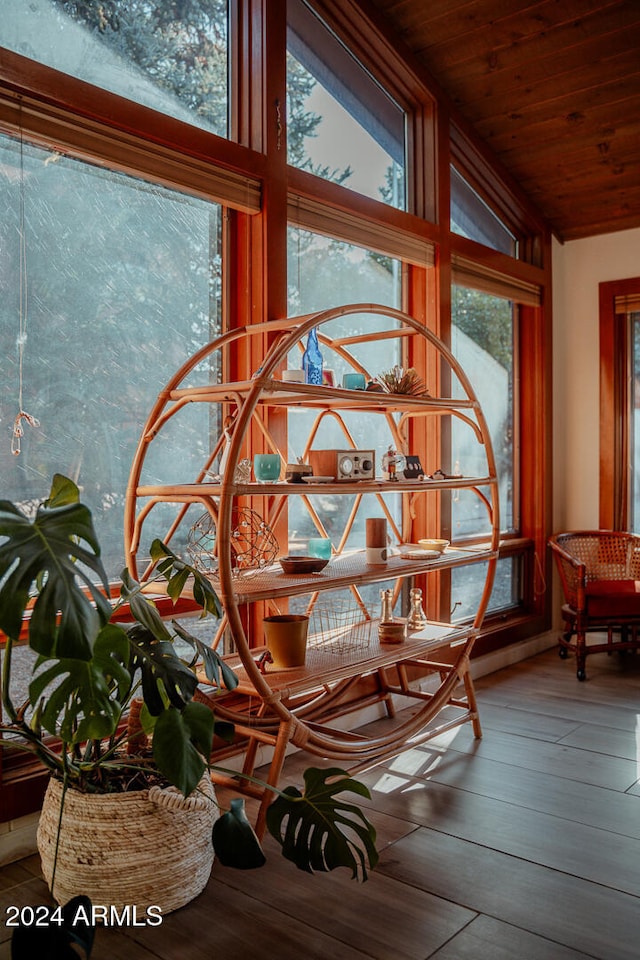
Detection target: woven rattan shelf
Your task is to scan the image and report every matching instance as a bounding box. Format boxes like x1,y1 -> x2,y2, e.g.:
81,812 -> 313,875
222,620 -> 471,698
135,475 -> 494,497
209,548 -> 496,605
169,378 -> 478,414
125,303 -> 500,834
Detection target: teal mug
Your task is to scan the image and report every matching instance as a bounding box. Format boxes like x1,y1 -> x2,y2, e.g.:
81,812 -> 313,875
342,372 -> 366,390
253,453 -> 281,483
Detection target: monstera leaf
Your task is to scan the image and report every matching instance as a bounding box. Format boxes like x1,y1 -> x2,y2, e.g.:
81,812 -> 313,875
149,539 -> 222,619
28,624 -> 131,744
119,568 -> 173,643
172,620 -> 239,692
118,546 -> 233,690
0,475 -> 111,659
266,767 -> 379,880
151,701 -> 214,798
125,624 -> 199,715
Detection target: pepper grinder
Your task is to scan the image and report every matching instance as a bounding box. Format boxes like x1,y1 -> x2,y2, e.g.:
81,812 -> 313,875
407,587 -> 428,630
379,588 -> 406,644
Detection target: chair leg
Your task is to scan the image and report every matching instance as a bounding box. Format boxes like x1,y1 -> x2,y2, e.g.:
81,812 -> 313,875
558,628 -> 572,659
558,614 -> 574,660
575,629 -> 587,681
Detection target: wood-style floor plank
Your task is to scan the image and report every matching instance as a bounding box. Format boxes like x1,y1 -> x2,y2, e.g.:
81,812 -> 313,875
429,913 -> 599,960
557,720 -> 640,761
393,747 -> 640,841
423,721 -> 639,791
209,835 -> 476,960
3,647 -> 640,959
377,826 -> 640,960
109,874 -> 382,960
463,699 -> 583,742
364,764 -> 640,896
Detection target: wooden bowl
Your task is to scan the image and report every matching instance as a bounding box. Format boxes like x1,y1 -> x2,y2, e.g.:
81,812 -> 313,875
279,556 -> 329,574
417,538 -> 449,553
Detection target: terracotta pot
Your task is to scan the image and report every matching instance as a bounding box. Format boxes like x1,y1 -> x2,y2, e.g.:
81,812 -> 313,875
263,615 -> 309,668
37,774 -> 217,914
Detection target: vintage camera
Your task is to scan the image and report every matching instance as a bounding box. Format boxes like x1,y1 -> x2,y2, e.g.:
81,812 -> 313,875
308,449 -> 376,481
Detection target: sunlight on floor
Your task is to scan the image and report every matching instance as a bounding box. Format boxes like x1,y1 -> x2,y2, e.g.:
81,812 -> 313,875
368,725 -> 469,792
369,749 -> 444,790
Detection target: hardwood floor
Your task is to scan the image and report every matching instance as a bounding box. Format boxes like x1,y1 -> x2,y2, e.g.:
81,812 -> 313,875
4,645 -> 640,959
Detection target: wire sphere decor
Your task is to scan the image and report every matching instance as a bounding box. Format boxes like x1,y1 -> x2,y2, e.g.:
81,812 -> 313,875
187,507 -> 278,577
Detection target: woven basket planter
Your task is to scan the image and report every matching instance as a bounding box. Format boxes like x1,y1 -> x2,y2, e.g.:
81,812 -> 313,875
37,774 -> 217,915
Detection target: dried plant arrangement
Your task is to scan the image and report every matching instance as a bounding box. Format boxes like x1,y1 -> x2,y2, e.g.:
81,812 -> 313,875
376,365 -> 430,397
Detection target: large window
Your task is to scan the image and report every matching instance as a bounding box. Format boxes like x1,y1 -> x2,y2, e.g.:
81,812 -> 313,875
286,226 -> 402,539
287,0 -> 405,209
450,286 -> 521,620
451,166 -> 517,257
448,148 -> 544,626
450,286 -> 518,618
0,133 -> 223,579
1,0 -> 229,138
286,228 -> 402,610
287,227 -> 401,317
451,286 -> 516,536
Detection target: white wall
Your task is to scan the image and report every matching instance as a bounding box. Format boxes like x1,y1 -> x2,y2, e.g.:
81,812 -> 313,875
552,227 -> 640,532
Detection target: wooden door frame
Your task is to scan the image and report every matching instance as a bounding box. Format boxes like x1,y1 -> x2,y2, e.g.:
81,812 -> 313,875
599,276 -> 640,529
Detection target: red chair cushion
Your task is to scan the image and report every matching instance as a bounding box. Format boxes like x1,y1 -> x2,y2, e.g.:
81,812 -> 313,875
585,580 -> 640,617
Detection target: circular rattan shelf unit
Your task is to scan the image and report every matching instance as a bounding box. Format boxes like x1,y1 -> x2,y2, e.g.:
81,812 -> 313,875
125,303 -> 500,805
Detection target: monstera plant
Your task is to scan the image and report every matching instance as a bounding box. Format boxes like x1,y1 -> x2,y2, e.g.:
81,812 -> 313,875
0,474 -> 378,919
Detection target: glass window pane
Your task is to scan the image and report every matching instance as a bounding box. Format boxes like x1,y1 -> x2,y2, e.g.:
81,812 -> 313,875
631,313 -> 640,530
1,0 -> 229,138
0,133 -> 222,580
286,228 -> 403,603
451,556 -> 521,622
451,167 -> 516,257
287,2 -> 405,210
288,228 -> 402,317
451,285 -> 515,537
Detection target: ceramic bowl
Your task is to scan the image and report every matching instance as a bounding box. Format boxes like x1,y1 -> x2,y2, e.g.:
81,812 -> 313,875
417,538 -> 449,553
279,556 -> 329,574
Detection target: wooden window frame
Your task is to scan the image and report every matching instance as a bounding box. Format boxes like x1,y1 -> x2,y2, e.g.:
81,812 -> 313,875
0,0 -> 553,820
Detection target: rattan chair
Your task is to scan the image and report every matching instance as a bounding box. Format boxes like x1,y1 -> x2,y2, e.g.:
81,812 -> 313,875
548,531 -> 640,680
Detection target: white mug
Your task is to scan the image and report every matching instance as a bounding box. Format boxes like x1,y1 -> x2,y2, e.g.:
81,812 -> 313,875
366,546 -> 388,565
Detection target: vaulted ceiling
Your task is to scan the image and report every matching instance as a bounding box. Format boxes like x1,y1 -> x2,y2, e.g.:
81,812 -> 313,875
366,0 -> 640,242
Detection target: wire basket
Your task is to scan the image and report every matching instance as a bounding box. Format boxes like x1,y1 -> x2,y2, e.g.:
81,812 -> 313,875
309,599 -> 373,655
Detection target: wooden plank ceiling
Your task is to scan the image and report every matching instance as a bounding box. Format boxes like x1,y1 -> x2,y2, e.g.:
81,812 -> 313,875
366,0 -> 640,241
